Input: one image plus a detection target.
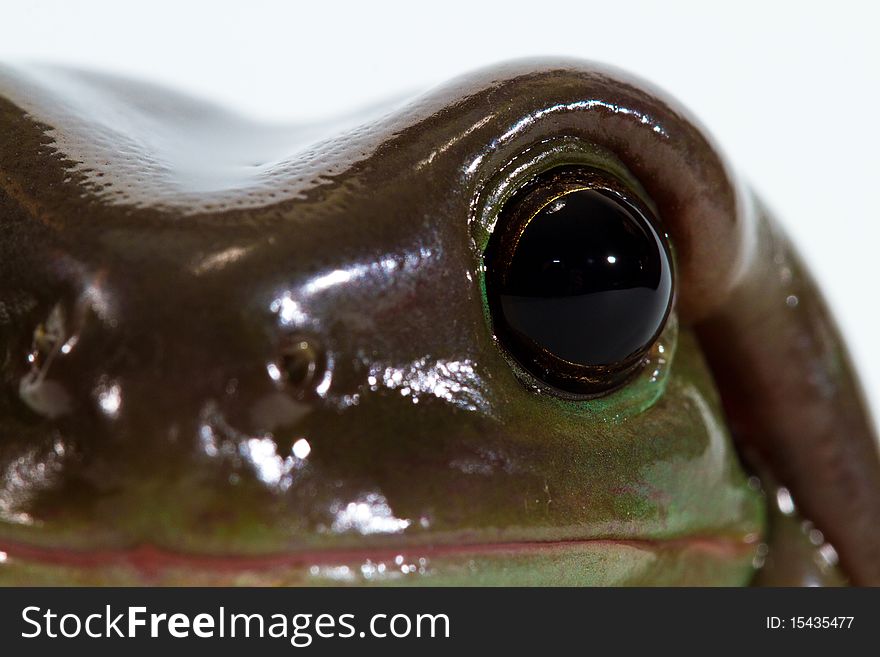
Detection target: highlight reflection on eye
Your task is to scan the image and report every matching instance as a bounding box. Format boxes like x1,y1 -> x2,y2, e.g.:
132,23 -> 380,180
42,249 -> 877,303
484,166 -> 673,396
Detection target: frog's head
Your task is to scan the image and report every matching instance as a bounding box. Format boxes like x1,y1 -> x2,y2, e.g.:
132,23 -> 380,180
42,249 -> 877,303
0,60 -> 877,585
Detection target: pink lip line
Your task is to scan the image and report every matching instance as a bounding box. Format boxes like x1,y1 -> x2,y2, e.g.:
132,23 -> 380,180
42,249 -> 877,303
0,534 -> 756,576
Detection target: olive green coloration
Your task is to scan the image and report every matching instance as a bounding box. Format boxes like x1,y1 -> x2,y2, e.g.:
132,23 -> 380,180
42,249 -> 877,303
0,60 -> 876,585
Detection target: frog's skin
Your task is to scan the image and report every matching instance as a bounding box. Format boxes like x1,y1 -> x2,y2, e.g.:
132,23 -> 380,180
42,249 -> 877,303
0,60 -> 877,586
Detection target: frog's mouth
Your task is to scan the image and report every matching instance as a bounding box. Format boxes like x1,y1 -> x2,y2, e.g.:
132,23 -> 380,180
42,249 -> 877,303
0,532 -> 758,586
0,326 -> 764,586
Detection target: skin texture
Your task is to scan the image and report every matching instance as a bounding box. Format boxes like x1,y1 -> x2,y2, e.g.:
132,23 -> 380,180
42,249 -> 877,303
0,59 -> 875,585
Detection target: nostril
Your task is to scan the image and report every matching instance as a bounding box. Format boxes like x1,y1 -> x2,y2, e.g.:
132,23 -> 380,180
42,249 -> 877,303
17,303 -> 75,419
271,334 -> 329,396
29,303 -> 70,367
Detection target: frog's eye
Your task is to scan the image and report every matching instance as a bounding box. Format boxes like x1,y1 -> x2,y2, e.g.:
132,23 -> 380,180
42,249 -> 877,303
484,166 -> 673,395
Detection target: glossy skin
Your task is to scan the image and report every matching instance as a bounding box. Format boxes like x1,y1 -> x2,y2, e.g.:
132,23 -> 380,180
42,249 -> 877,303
0,60 -> 876,585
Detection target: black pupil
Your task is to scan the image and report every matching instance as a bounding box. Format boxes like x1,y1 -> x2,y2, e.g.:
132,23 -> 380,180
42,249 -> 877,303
493,185 -> 671,379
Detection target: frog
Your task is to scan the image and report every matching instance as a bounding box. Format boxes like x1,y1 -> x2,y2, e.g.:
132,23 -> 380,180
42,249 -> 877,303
0,59 -> 877,586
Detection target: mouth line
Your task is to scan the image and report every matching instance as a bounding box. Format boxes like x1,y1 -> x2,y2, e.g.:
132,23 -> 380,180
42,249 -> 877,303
0,533 -> 757,576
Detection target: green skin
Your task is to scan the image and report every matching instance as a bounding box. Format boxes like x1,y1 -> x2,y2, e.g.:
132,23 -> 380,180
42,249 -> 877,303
0,60 -> 876,585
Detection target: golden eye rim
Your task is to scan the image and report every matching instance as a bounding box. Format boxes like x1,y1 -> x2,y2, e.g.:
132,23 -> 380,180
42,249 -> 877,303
483,165 -> 675,397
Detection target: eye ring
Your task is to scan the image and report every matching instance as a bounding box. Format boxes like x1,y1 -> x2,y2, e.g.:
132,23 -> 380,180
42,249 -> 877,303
484,166 -> 673,396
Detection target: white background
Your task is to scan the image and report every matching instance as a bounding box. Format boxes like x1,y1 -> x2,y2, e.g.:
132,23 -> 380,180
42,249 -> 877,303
1,0 -> 878,422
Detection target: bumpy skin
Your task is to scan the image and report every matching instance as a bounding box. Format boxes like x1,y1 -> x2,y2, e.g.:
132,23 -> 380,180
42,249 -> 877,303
0,60 -> 876,585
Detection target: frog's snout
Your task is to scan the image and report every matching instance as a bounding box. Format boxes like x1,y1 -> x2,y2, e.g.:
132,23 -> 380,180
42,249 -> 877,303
2,271 -> 346,545
12,272 -> 332,457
